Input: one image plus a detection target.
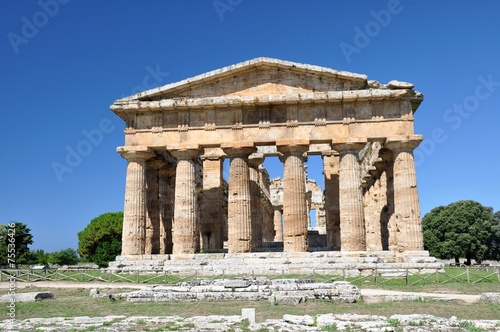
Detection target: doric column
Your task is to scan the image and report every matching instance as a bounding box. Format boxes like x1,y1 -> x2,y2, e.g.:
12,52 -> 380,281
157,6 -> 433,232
118,147 -> 154,255
277,141 -> 309,252
145,159 -> 163,254
273,206 -> 283,242
159,167 -> 175,254
332,140 -> 366,251
222,143 -> 256,253
322,150 -> 340,250
200,151 -> 224,251
169,146 -> 201,254
386,136 -> 424,251
249,153 -> 264,250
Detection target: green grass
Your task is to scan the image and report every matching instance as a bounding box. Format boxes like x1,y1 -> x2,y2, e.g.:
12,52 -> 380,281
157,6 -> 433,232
2,267 -> 498,290
3,286 -> 499,321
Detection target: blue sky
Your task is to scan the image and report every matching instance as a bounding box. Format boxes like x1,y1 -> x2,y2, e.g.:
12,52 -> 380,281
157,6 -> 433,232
1,1 -> 499,252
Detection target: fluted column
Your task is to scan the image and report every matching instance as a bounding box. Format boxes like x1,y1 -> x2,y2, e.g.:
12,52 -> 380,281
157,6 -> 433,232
222,144 -> 256,253
386,136 -> 424,251
145,159 -> 163,254
169,147 -> 201,254
249,153 -> 264,250
159,167 -> 175,254
118,147 -> 154,255
273,206 -> 283,242
332,141 -> 366,251
277,142 -> 309,252
322,150 -> 340,250
200,152 -> 224,251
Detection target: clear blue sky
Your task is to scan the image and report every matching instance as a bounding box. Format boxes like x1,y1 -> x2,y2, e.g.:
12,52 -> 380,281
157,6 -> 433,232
1,1 -> 499,252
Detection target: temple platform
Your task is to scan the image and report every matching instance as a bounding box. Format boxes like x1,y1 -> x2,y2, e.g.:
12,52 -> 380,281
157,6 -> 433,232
107,251 -> 443,276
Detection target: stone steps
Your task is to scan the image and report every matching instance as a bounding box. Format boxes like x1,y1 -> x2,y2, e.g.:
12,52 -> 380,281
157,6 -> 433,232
107,251 -> 444,276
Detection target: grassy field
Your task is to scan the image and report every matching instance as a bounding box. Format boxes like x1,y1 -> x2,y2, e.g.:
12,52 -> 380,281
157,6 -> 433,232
1,267 -> 499,322
0,285 -> 498,321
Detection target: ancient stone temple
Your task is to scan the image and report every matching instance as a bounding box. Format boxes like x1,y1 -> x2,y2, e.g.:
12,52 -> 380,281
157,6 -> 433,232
109,58 -> 439,275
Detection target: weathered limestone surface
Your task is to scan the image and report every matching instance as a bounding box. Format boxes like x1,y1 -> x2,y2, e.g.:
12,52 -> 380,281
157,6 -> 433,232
170,148 -> 200,254
119,148 -> 153,255
223,145 -> 256,253
111,57 -> 431,265
108,251 -> 441,276
145,159 -> 162,254
5,314 -> 500,332
323,151 -> 340,250
332,141 -> 366,252
387,136 -> 424,251
200,153 -> 224,251
0,292 -> 53,303
158,167 -> 175,254
118,278 -> 362,304
278,143 -> 309,252
249,153 -> 264,249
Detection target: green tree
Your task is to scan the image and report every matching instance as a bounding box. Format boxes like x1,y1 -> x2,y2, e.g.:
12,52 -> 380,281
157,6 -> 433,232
47,248 -> 80,265
0,222 -> 36,267
423,200 -> 493,265
32,249 -> 50,265
486,211 -> 500,261
77,212 -> 123,267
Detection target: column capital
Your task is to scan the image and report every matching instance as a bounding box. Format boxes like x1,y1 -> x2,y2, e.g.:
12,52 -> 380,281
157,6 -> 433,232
321,150 -> 339,158
248,153 -> 264,168
332,138 -> 367,153
385,135 -> 423,151
168,144 -> 201,159
221,141 -> 256,157
276,139 -> 309,155
117,146 -> 154,161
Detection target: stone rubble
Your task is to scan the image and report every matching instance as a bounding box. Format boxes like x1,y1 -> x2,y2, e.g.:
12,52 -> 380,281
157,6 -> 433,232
2,313 -> 500,331
115,278 -> 363,304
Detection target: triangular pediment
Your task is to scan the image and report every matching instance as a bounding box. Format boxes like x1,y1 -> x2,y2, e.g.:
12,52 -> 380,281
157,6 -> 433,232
118,57 -> 368,102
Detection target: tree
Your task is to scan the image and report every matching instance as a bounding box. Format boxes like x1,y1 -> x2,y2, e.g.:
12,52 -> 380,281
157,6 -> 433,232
486,211 -> 500,261
32,249 -> 49,265
77,212 -> 123,267
423,200 -> 493,265
0,222 -> 36,267
47,248 -> 80,266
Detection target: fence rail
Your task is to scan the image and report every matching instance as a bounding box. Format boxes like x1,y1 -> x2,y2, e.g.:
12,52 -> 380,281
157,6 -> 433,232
1,266 -> 499,286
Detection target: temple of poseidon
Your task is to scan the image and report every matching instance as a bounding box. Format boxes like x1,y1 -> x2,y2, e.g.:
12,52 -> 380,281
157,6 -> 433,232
108,58 -> 442,275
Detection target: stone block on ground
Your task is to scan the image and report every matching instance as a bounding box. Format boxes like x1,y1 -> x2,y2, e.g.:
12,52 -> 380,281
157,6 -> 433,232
0,292 -> 53,303
480,293 -> 500,304
385,294 -> 424,302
